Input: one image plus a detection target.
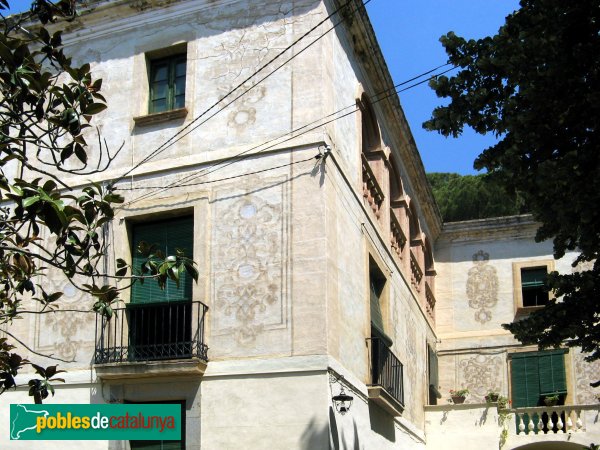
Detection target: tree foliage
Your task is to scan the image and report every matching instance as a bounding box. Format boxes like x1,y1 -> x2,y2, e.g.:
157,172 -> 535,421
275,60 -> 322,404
0,0 -> 197,402
427,172 -> 524,222
424,0 -> 600,359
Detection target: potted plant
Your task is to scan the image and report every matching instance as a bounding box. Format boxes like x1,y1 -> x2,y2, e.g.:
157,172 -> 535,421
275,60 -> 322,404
544,393 -> 560,406
449,388 -> 469,404
497,395 -> 510,409
485,390 -> 500,403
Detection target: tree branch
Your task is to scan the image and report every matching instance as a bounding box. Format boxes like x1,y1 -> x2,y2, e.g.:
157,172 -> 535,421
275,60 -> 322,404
3,330 -> 75,364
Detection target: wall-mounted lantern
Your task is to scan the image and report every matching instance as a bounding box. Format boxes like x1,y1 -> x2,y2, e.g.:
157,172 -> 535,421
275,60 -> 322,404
332,385 -> 354,415
330,373 -> 354,415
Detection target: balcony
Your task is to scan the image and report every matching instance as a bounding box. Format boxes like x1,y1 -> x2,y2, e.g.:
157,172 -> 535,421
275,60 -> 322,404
367,337 -> 404,416
425,281 -> 436,323
94,300 -> 208,380
409,249 -> 423,293
390,208 -> 407,262
424,403 -> 600,449
362,154 -> 385,219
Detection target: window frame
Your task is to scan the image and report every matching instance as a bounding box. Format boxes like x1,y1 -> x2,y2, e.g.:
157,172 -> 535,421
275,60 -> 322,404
148,54 -> 187,114
512,260 -> 554,315
508,349 -> 568,408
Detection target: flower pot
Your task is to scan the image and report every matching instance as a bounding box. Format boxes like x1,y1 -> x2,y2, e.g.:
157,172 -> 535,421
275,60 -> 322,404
452,396 -> 466,404
544,398 -> 558,407
485,394 -> 499,403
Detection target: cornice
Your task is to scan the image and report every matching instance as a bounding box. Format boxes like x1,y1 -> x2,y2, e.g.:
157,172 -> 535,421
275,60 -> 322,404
438,214 -> 540,242
34,0 -> 239,46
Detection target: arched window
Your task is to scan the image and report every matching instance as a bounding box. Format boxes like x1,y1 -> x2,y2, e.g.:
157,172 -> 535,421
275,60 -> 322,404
358,93 -> 381,154
408,201 -> 421,243
388,156 -> 403,202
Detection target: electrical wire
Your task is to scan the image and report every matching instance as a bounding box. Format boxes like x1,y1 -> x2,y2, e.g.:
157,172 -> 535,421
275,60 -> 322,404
118,65 -> 456,202
119,154 -> 319,190
109,0 -> 371,188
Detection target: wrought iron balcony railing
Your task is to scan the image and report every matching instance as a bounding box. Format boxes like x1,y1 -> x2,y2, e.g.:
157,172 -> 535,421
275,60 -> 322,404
94,300 -> 208,364
369,337 -> 404,408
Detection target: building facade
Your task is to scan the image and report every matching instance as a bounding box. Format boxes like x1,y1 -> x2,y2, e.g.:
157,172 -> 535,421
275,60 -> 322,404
1,1 -> 599,449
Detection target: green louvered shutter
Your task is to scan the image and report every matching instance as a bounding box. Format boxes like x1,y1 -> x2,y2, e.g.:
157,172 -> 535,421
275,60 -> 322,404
510,352 -> 541,407
428,345 -> 440,405
370,281 -> 385,337
539,350 -> 567,396
131,216 -> 193,304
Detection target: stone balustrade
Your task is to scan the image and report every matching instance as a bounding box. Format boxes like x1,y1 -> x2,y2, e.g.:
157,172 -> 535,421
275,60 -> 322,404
425,281 -> 436,323
513,406 -> 585,435
410,249 -> 423,293
361,154 -> 384,218
424,403 -> 600,450
390,208 -> 406,261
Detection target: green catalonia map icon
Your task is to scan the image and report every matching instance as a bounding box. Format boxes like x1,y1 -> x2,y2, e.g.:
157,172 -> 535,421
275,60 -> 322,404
10,404 -> 49,440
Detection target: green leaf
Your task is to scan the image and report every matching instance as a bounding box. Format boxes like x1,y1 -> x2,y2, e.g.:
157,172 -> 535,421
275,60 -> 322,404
74,143 -> 87,164
84,103 -> 107,115
22,196 -> 40,208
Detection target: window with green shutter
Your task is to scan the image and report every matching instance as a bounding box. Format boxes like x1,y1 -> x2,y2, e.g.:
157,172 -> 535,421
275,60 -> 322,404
369,258 -> 392,345
520,267 -> 549,307
128,216 -> 194,361
510,349 -> 567,407
131,216 -> 193,304
510,350 -> 567,433
428,344 -> 440,405
149,54 -> 186,114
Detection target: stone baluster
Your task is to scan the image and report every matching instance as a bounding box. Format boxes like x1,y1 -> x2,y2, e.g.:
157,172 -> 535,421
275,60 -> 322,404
574,408 -> 584,431
556,409 -> 565,433
566,412 -> 573,432
536,413 -> 544,433
528,413 -> 536,433
517,411 -> 528,435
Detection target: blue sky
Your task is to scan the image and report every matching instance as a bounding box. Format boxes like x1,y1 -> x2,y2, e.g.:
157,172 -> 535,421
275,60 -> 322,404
366,0 -> 520,174
6,0 -> 519,174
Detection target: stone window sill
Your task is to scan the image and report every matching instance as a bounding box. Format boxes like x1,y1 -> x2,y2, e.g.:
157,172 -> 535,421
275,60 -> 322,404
515,305 -> 545,318
133,107 -> 187,127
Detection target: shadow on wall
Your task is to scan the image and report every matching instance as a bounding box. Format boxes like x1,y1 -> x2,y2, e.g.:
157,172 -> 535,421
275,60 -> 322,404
300,416 -> 330,450
368,403 -> 395,442
327,407 -> 362,450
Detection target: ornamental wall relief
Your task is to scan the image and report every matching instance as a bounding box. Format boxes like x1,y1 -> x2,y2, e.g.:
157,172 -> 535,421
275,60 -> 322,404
211,177 -> 289,352
35,273 -> 96,362
207,11 -> 289,132
466,250 -> 499,323
459,354 -> 503,402
574,350 -> 600,404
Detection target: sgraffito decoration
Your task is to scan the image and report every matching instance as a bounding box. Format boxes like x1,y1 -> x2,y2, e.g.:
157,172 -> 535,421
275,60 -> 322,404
37,277 -> 95,361
466,250 -> 499,323
212,177 -> 289,350
459,354 -> 503,402
574,350 -> 600,404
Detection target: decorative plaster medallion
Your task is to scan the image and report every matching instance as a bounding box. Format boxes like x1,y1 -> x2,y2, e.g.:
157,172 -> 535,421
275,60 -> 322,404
466,250 -> 499,323
459,354 -> 502,402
